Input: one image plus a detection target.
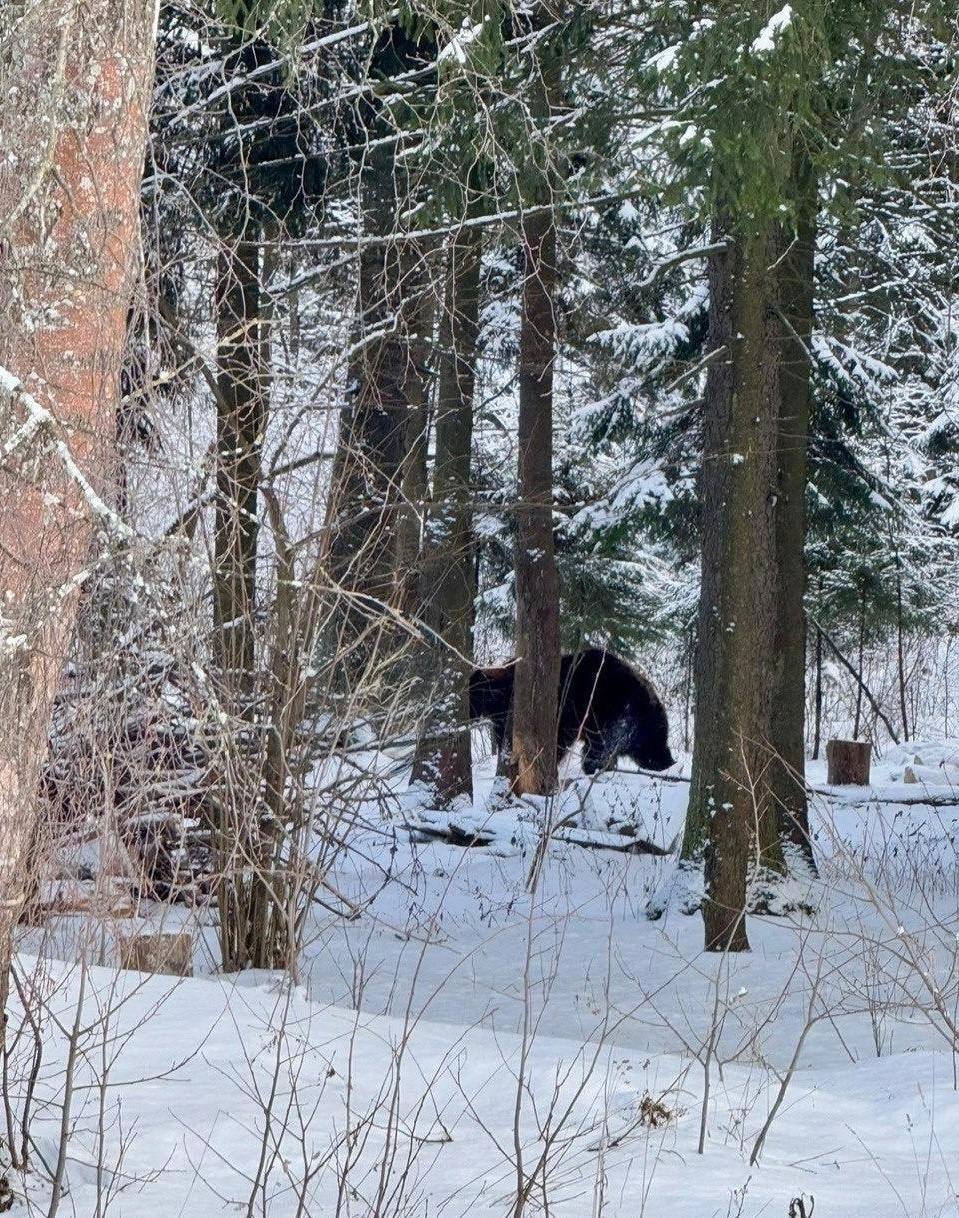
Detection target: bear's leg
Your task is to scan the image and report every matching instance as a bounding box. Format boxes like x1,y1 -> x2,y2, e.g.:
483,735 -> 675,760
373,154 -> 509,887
491,709 -> 514,777
582,713 -> 634,775
581,737 -> 611,775
556,717 -> 581,772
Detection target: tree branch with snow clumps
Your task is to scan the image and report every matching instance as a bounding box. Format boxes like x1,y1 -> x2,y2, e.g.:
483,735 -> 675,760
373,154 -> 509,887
0,367 -> 132,540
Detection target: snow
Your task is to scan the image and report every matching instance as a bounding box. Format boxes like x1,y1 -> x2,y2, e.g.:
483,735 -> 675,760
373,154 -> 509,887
437,18 -> 488,66
11,745 -> 959,1215
12,953 -> 959,1217
0,364 -> 132,539
646,44 -> 680,73
750,5 -> 794,56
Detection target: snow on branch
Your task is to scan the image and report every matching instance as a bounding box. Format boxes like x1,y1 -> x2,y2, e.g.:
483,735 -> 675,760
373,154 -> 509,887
0,366 -> 132,540
750,5 -> 794,56
637,241 -> 728,290
172,19 -> 374,123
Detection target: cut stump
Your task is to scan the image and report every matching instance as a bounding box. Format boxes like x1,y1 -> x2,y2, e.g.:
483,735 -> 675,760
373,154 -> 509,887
119,932 -> 193,977
826,738 -> 870,786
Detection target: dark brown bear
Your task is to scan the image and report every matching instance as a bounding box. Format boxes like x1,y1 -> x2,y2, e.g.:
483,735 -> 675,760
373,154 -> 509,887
469,647 -> 675,774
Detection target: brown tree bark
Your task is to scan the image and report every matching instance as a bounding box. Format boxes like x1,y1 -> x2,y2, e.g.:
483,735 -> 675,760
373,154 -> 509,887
823,735 -> 872,784
510,199 -> 561,797
826,739 -> 871,785
854,587 -> 866,737
684,226 -> 784,952
324,29 -> 434,682
323,143 -> 429,708
813,623 -> 823,760
214,224 -> 269,714
895,568 -> 909,742
325,139 -> 410,608
768,162 -> 818,875
509,31 -> 562,798
411,231 -> 481,804
212,221 -> 284,973
395,251 -> 434,617
0,0 -> 158,1094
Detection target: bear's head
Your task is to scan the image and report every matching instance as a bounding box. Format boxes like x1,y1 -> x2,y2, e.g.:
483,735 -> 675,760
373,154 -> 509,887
628,700 -> 675,771
633,739 -> 676,772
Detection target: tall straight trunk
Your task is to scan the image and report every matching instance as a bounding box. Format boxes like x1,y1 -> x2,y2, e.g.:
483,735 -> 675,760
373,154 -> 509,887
214,224 -> 268,714
325,141 -> 421,673
895,569 -> 909,741
395,365 -> 431,614
325,148 -> 400,602
684,227 -> 784,952
813,623 -> 823,760
412,230 -> 482,803
854,588 -> 866,737
213,222 -> 283,973
324,29 -> 432,673
394,238 -> 436,620
768,163 -> 818,874
511,200 -> 561,797
0,0 -> 157,1114
683,625 -> 694,753
509,29 -> 562,798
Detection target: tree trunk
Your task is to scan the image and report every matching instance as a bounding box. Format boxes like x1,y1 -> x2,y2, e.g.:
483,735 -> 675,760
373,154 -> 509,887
0,0 -> 158,1132
510,202 -> 561,797
324,145 -> 429,715
684,227 -> 784,953
392,248 -> 436,743
214,225 -> 268,714
768,162 -> 818,875
324,31 -> 432,690
212,221 -> 288,974
826,738 -> 870,786
395,250 -> 434,616
895,569 -> 909,742
411,231 -> 482,804
854,587 -> 866,738
395,373 -> 430,613
325,138 -> 408,607
509,31 -> 562,799
813,624 -> 823,760
683,624 -> 694,754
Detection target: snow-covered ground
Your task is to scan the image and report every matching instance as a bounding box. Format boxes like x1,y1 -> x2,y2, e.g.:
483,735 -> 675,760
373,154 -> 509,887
10,744 -> 959,1216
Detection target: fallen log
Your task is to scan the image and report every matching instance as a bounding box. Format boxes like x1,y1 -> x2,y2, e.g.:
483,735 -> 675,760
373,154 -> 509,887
811,790 -> 959,808
403,818 -> 670,856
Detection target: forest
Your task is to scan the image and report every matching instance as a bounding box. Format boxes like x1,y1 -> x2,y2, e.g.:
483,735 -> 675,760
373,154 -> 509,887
0,0 -> 958,1214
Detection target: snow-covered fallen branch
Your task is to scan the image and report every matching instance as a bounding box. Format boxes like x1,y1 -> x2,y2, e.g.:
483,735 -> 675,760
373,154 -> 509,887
812,788 -> 959,808
403,811 -> 671,856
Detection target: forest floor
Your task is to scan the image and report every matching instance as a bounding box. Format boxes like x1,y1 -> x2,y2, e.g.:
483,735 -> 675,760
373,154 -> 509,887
11,743 -> 959,1216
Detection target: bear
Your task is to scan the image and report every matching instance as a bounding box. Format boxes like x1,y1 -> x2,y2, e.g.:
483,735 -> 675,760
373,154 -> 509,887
469,647 -> 675,774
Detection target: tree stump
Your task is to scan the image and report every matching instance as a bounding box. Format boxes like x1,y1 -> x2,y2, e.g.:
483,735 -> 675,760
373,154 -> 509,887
119,932 -> 193,977
826,739 -> 870,786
